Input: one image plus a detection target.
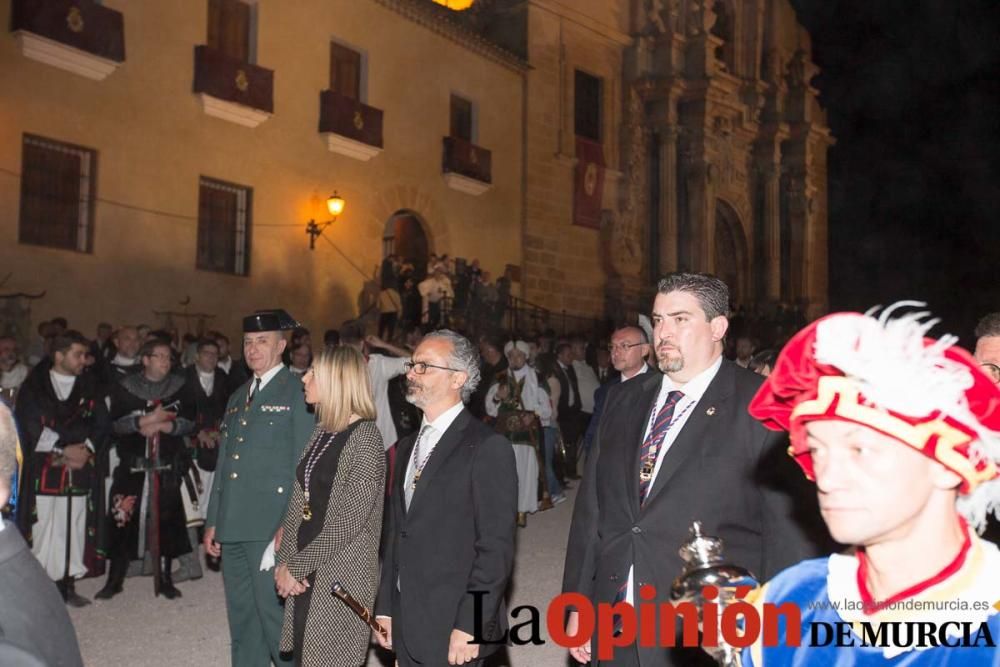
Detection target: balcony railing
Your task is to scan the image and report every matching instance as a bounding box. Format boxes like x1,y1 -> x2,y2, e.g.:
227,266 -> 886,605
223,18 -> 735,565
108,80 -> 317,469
193,45 -> 274,116
12,0 -> 125,62
319,90 -> 383,148
442,136 -> 492,184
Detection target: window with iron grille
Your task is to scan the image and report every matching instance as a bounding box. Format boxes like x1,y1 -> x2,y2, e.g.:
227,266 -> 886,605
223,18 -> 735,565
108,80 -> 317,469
197,177 -> 251,276
18,134 -> 97,253
574,69 -> 603,142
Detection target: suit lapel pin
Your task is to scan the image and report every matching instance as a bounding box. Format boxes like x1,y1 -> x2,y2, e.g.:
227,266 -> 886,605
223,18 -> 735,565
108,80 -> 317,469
706,406 -> 717,416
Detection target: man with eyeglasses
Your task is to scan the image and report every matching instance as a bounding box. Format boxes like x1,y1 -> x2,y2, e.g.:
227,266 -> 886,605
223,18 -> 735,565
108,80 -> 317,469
581,326 -> 653,458
375,330 -> 517,667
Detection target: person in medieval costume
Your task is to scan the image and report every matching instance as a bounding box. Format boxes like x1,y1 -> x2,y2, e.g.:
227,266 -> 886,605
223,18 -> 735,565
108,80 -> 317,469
97,339 -> 195,600
175,336 -> 229,579
485,340 -> 551,527
741,303 -> 1000,665
14,330 -> 110,607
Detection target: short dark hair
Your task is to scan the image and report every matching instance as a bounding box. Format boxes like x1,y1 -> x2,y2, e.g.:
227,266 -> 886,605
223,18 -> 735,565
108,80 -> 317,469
555,342 -> 572,357
50,330 -> 89,356
148,329 -> 173,344
749,349 -> 777,374
51,317 -> 68,329
139,340 -> 172,360
340,320 -> 364,345
196,338 -> 220,353
480,334 -> 505,354
657,272 -> 730,320
974,313 -> 1000,340
213,332 -> 230,345
323,329 -> 340,346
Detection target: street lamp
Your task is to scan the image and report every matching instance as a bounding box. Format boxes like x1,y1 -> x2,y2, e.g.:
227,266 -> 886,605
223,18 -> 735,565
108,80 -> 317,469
306,191 -> 346,250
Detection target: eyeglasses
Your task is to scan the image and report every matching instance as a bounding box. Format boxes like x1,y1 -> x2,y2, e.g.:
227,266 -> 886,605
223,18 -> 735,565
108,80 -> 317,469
981,362 -> 1000,384
404,361 -> 461,375
606,342 -> 646,353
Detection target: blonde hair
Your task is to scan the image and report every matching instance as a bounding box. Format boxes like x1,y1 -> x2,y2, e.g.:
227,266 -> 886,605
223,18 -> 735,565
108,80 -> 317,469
312,346 -> 376,432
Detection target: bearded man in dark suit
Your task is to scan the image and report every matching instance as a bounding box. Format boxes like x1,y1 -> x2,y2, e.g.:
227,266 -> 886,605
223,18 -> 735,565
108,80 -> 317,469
375,330 -> 517,667
562,273 -> 829,666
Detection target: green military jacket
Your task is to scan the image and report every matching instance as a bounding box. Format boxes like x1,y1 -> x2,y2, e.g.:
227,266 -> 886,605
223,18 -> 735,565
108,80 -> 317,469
206,366 -> 314,543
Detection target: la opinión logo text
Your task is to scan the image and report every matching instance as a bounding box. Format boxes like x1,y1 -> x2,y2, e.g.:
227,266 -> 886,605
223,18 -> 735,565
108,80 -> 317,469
466,586 -> 997,659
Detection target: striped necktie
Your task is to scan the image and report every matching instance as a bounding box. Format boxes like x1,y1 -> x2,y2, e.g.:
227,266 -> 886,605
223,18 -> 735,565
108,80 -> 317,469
638,390 -> 684,505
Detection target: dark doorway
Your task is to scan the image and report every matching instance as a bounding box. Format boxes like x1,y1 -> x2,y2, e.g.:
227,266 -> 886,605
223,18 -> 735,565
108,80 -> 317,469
714,200 -> 749,307
383,211 -> 429,282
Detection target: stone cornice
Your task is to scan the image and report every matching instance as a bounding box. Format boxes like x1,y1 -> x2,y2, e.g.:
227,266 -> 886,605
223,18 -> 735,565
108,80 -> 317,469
373,0 -> 529,74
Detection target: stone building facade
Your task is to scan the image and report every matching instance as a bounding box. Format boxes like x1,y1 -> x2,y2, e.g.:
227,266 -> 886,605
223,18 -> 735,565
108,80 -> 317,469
478,0 -> 832,320
0,0 -> 830,341
0,0 -> 526,338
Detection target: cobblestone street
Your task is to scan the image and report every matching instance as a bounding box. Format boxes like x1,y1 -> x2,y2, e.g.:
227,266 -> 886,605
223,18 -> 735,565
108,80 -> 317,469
69,489 -> 577,666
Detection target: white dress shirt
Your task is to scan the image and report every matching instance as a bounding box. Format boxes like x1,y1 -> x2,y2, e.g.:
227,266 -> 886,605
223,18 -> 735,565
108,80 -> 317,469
621,363 -> 650,382
197,368 -> 215,396
573,359 -> 600,414
249,363 -> 284,401
557,361 -> 577,406
626,355 -> 723,604
367,354 -> 409,450
404,400 -> 465,503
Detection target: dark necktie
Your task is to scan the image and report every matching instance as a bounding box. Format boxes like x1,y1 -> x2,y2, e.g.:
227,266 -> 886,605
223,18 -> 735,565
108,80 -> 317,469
246,377 -> 261,408
405,425 -> 432,509
638,390 -> 684,505
566,365 -> 580,410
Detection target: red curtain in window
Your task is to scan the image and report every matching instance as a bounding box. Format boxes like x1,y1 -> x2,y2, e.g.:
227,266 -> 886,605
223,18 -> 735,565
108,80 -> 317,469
573,137 -> 605,229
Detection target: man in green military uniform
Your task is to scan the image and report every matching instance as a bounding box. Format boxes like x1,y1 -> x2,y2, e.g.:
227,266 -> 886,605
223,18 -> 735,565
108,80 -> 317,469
204,310 -> 314,666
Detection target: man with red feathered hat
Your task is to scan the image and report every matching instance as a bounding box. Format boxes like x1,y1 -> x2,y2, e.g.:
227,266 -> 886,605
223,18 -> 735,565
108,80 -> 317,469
742,301 -> 1000,665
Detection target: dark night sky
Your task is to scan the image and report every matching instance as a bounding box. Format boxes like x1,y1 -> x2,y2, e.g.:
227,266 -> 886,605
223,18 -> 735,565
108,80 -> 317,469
790,0 -> 1000,346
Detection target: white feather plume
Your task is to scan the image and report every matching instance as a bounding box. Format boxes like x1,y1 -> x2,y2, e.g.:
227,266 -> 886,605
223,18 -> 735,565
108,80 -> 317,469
813,302 -> 1000,532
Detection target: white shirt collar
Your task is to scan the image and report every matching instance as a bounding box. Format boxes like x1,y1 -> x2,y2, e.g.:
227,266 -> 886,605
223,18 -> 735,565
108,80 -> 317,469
254,363 -> 284,391
197,368 -> 215,379
660,355 -> 723,401
420,400 -> 465,435
49,369 -> 76,400
112,353 -> 136,367
621,363 -> 650,382
218,357 -> 233,372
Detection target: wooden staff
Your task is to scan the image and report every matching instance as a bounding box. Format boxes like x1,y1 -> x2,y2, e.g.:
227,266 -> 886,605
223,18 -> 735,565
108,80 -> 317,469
332,582 -> 388,641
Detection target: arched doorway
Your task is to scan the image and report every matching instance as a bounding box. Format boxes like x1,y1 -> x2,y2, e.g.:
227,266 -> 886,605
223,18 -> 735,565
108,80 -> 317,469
383,210 -> 430,284
714,199 -> 749,307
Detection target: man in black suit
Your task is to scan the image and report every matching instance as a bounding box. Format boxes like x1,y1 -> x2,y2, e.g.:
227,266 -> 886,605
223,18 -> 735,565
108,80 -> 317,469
178,337 -> 229,576
554,343 -> 583,479
582,326 -> 653,458
562,273 -> 827,666
0,402 -> 84,667
375,330 -> 517,667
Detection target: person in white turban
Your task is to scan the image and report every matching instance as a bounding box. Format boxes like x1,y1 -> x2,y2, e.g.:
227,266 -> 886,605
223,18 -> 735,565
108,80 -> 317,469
486,341 -> 552,527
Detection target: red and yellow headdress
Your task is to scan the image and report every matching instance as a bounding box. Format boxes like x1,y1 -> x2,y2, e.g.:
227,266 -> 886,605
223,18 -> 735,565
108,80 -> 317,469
749,302 -> 1000,531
